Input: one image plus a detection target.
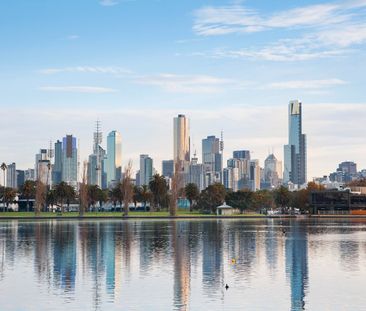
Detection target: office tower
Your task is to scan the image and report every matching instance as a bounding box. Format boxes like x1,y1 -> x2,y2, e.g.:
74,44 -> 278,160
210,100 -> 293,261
6,163 -> 17,189
223,167 -> 239,192
25,169 -> 35,181
263,154 -> 282,189
16,170 -> 25,189
106,130 -> 122,186
35,149 -> 48,180
249,160 -> 261,191
173,114 -> 190,187
233,150 -> 251,160
227,158 -> 250,190
189,156 -> 205,191
88,121 -> 106,188
202,135 -> 222,186
173,114 -> 190,168
329,161 -> 358,183
139,154 -> 153,186
284,100 -> 307,187
38,160 -> 52,185
52,140 -> 62,185
162,160 -> 174,178
62,135 -> 78,188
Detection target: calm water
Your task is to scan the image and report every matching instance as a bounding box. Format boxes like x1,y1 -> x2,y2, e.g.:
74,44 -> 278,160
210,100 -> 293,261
0,219 -> 366,311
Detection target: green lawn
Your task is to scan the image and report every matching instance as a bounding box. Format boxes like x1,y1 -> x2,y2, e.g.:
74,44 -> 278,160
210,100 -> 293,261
0,210 -> 264,218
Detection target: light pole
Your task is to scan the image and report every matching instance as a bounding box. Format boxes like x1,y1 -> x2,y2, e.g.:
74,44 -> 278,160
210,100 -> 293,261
0,163 -> 7,212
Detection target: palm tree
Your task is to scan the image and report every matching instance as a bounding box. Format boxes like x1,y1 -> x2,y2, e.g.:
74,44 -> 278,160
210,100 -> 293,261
140,185 -> 152,212
21,180 -> 36,212
3,188 -> 16,212
88,185 -> 100,212
149,174 -> 168,211
55,181 -> 70,213
110,184 -> 122,212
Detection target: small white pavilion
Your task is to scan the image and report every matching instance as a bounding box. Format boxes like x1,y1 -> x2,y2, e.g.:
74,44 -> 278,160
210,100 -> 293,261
216,202 -> 234,216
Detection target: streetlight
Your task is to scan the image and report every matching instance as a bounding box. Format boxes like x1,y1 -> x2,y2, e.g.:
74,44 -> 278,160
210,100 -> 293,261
0,163 -> 7,212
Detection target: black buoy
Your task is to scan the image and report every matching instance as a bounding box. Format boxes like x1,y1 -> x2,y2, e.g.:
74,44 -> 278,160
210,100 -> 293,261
225,284 -> 229,290
282,229 -> 286,234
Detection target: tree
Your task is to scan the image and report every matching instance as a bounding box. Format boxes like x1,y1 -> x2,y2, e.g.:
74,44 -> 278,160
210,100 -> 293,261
273,186 -> 291,209
79,160 -> 88,217
252,189 -> 274,212
184,183 -> 199,212
197,183 -> 226,213
21,180 -> 36,212
55,182 -> 75,213
140,185 -> 152,212
149,174 -> 168,211
110,184 -> 122,212
226,189 -> 253,214
35,181 -> 46,216
3,187 -> 16,212
121,161 -> 134,217
98,189 -> 108,210
88,185 -> 100,212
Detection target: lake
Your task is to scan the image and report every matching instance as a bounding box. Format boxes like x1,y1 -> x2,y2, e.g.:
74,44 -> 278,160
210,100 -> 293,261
0,218 -> 366,311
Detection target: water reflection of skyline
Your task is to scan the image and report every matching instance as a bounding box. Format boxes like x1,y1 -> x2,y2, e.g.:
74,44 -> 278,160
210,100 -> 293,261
0,219 -> 366,310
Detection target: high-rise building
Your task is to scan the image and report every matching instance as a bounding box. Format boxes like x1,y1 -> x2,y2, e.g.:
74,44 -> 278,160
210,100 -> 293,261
38,160 -> 52,186
223,167 -> 239,191
162,160 -> 174,178
202,136 -> 222,186
25,169 -> 35,181
173,114 -> 190,187
189,156 -> 205,191
284,100 -> 307,187
106,130 -> 122,186
233,150 -> 251,160
139,154 -> 153,186
62,135 -> 78,188
173,114 -> 190,168
16,170 -> 25,189
249,160 -> 261,191
52,140 -> 62,185
6,163 -> 17,189
227,158 -> 250,190
35,149 -> 48,180
263,154 -> 282,189
88,121 -> 106,188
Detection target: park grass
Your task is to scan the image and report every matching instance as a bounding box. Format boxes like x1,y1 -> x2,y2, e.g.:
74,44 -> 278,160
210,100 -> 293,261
0,210 -> 264,218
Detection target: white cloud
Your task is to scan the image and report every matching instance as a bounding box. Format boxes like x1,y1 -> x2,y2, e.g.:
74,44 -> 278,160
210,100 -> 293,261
267,79 -> 347,90
193,2 -> 365,36
135,73 -> 238,93
39,86 -> 117,93
67,35 -> 80,40
100,0 -> 118,6
39,66 -> 132,75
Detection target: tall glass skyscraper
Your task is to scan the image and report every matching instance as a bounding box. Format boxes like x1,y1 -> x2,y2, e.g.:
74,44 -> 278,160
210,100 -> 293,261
139,154 -> 153,186
202,135 -> 222,185
52,140 -> 62,185
173,114 -> 190,167
284,100 -> 307,186
106,130 -> 122,186
62,135 -> 78,188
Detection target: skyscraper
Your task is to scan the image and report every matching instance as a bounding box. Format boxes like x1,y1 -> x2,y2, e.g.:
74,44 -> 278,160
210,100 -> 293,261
106,130 -> 122,186
139,154 -> 153,186
173,114 -> 190,169
6,163 -> 17,189
62,135 -> 78,188
52,140 -> 62,185
162,160 -> 174,178
284,100 -> 307,187
173,114 -> 190,186
202,135 -> 222,186
263,154 -> 282,189
88,121 -> 105,188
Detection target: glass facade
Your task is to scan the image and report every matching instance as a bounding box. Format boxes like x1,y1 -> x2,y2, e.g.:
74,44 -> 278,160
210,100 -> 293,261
106,131 -> 122,186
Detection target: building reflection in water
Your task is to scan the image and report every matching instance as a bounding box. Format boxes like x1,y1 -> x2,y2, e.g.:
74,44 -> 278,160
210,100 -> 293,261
5,219 -> 366,310
172,221 -> 191,311
285,221 -> 308,311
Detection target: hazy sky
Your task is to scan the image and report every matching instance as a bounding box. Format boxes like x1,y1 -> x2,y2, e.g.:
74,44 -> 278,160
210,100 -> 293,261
1,0 -> 366,180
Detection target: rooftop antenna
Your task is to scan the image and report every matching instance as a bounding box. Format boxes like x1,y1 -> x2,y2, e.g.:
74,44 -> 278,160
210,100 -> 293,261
220,130 -> 224,154
48,140 -> 54,161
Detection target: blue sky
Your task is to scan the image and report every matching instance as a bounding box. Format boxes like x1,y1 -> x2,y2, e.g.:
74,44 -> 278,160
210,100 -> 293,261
1,0 -> 366,179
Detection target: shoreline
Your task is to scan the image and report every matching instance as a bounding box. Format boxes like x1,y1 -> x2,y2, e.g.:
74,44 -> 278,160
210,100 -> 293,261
1,214 -> 366,220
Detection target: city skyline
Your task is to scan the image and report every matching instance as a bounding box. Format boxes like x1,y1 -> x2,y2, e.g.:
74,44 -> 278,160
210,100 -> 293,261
1,0 -> 366,179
